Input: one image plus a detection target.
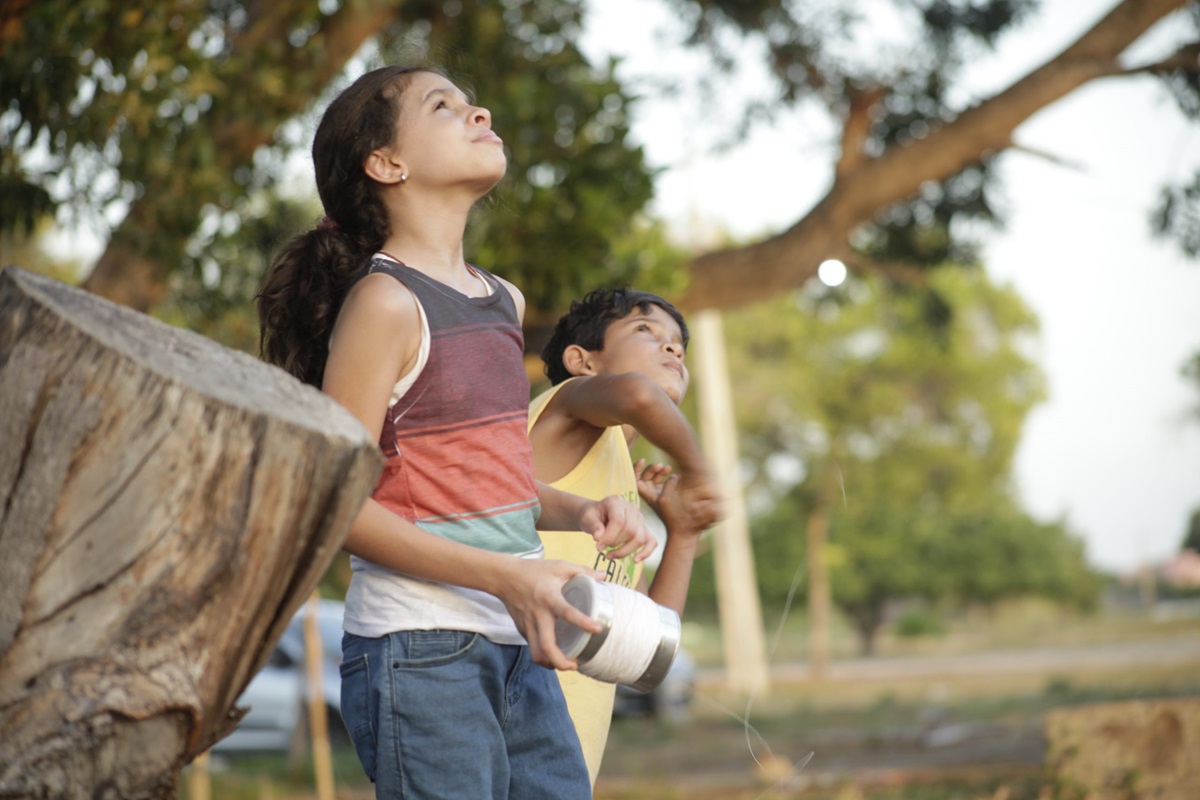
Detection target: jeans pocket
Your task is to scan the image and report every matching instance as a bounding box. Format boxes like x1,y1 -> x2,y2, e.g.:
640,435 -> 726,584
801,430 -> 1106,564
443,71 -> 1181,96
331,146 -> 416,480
394,629 -> 479,666
339,653 -> 376,781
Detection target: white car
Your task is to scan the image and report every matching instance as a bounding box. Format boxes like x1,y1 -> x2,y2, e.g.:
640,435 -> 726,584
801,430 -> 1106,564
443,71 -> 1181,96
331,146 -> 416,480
212,599 -> 347,754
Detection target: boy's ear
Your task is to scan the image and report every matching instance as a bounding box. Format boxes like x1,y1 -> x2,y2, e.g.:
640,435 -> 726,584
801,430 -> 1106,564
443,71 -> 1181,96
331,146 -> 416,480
562,344 -> 597,376
364,148 -> 409,185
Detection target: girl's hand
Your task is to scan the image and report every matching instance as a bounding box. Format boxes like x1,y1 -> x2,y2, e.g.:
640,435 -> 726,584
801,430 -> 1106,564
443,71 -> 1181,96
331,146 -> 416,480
580,495 -> 657,563
495,559 -> 605,670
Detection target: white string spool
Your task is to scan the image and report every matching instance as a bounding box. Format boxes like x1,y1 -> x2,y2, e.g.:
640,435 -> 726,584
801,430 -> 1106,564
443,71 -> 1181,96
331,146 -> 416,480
554,574 -> 681,692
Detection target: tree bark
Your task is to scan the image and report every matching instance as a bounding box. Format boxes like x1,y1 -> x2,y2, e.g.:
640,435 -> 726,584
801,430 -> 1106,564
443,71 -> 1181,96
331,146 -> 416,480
0,267 -> 382,798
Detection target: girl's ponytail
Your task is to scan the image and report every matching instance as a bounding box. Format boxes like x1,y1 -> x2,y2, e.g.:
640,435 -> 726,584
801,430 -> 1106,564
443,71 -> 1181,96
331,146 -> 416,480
255,65 -> 430,388
256,225 -> 372,388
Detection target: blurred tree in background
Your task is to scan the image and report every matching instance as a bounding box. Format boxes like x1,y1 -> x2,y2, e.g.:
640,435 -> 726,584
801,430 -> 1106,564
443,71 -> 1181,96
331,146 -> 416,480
0,0 -> 1185,631
3,0 -> 1196,333
681,268 -> 1101,655
0,0 -> 680,346
1182,507 -> 1200,553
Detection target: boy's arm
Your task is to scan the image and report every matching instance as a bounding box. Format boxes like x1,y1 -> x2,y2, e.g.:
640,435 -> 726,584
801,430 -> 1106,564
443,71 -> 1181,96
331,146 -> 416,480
549,373 -> 709,478
549,373 -> 723,533
635,462 -> 704,615
645,531 -> 702,616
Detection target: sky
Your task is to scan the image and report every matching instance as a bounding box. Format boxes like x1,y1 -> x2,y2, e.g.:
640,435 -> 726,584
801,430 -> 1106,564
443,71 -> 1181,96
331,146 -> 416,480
581,0 -> 1200,574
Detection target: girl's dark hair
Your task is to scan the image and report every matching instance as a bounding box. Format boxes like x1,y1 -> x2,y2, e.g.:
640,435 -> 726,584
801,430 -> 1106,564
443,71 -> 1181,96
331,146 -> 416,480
257,65 -> 434,388
541,287 -> 690,385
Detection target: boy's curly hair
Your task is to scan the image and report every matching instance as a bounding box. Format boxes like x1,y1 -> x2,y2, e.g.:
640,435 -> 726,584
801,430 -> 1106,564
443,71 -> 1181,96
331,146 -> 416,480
541,287 -> 690,385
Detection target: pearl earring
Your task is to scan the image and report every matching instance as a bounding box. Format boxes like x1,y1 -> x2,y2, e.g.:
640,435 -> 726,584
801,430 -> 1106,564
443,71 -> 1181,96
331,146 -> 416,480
400,173 -> 408,184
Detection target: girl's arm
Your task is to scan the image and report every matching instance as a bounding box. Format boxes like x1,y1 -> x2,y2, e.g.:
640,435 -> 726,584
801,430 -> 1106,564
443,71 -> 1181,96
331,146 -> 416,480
535,481 -> 658,564
322,275 -> 601,669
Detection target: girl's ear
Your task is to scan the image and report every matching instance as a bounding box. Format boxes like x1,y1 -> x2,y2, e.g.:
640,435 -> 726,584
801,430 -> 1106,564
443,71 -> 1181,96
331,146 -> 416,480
364,148 -> 408,185
562,344 -> 597,376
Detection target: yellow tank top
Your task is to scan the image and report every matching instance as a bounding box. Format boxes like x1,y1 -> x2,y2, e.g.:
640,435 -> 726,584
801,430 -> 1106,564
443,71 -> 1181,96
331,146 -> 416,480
528,380 -> 644,785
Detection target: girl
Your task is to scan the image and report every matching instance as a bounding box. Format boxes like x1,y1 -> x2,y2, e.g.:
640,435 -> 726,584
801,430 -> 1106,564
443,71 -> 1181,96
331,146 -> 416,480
257,65 -> 655,799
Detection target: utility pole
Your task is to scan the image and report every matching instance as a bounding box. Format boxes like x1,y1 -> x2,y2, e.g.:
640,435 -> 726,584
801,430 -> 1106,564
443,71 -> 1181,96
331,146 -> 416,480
693,309 -> 770,697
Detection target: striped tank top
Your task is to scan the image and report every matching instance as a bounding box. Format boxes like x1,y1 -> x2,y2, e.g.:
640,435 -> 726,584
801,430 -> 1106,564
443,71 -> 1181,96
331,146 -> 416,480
343,255 -> 542,644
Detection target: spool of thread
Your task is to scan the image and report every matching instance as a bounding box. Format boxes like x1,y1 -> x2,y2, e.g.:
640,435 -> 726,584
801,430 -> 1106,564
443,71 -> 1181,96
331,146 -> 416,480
554,574 -> 681,692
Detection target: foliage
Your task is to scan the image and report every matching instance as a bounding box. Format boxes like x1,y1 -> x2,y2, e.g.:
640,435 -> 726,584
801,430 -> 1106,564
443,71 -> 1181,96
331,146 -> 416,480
157,192 -> 322,353
1150,4 -> 1200,259
655,0 -> 1036,266
1183,507 -> 1200,554
1184,349 -> 1200,420
1,1 -> 331,260
688,268 -> 1101,651
0,0 -> 682,324
892,605 -> 945,638
0,222 -> 87,283
7,1 -> 1195,324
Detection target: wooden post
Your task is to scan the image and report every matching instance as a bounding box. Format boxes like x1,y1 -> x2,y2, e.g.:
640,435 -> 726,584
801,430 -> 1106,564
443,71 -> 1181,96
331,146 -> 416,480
0,267 -> 382,799
185,751 -> 211,800
183,753 -> 210,800
304,592 -> 335,800
692,309 -> 770,697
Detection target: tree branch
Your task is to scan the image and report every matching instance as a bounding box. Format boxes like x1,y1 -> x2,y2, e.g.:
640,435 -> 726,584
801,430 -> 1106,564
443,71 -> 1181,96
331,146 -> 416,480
835,86 -> 885,179
678,0 -> 1193,312
1122,41 -> 1200,75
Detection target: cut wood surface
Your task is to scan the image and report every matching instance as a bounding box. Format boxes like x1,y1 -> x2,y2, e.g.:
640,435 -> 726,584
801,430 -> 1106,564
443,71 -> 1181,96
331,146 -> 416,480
0,267 -> 382,799
1046,698 -> 1200,800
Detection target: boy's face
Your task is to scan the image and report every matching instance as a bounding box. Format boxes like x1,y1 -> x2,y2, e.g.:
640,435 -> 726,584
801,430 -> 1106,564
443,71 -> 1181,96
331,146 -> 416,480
583,304 -> 689,404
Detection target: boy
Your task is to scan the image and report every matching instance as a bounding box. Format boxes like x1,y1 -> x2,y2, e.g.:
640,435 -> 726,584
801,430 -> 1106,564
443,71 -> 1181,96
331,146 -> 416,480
528,287 -> 723,783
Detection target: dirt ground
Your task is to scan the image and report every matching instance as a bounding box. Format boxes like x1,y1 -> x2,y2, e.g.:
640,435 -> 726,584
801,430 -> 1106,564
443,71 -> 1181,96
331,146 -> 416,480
593,635 -> 1200,798
596,707 -> 1045,796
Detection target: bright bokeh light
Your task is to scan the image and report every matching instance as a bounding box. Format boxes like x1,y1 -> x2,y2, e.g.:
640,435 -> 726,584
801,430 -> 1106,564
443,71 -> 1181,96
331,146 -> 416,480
818,258 -> 847,287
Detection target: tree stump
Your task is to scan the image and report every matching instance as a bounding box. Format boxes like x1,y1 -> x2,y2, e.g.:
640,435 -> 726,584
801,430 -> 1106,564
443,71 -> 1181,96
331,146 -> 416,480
1045,698 -> 1200,800
0,267 -> 383,799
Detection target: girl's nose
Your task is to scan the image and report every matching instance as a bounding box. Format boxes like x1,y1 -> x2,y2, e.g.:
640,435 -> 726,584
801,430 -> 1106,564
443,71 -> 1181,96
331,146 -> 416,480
664,341 -> 685,359
471,106 -> 491,126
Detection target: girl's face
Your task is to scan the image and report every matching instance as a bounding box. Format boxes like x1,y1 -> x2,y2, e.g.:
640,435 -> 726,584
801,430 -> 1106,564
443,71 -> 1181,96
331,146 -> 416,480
585,304 -> 690,404
390,71 -> 507,195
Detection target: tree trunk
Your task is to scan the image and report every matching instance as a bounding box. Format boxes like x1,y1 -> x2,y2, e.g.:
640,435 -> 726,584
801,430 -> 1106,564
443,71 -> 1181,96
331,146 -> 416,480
849,606 -> 883,658
805,499 -> 831,679
0,267 -> 382,798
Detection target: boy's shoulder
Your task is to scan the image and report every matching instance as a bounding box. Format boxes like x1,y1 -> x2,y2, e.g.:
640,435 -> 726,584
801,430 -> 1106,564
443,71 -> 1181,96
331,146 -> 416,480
529,377 -> 583,429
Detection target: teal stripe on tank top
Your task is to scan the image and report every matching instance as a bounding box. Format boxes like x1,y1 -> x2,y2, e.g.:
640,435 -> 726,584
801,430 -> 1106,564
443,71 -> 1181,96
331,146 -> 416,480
418,507 -> 543,554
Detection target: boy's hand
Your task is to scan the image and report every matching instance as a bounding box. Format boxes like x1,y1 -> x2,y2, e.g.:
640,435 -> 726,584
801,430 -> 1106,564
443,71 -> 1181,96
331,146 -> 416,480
636,458 -> 723,535
579,495 -> 657,563
634,459 -> 673,517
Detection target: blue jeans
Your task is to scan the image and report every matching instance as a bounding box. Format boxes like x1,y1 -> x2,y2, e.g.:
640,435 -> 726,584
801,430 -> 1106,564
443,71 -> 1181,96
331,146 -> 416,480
340,630 -> 591,799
